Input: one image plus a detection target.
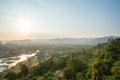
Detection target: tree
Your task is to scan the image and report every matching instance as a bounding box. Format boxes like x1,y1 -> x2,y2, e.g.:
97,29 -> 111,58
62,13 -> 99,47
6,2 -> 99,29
3,71 -> 16,80
111,60 -> 120,79
18,64 -> 29,77
63,58 -> 87,80
86,38 -> 120,80
63,67 -> 74,80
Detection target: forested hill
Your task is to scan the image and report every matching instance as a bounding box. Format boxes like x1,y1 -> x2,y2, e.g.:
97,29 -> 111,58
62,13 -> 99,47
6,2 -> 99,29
0,38 -> 120,80
87,38 -> 120,80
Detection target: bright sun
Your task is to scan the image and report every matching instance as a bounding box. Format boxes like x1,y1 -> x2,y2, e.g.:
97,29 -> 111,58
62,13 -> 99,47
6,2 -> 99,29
16,18 -> 33,34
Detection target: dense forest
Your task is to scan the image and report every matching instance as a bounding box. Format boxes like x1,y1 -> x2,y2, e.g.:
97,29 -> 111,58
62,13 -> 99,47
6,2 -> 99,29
0,38 -> 120,80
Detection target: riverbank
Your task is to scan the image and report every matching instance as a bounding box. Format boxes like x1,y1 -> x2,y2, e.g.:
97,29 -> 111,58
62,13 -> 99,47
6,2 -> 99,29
0,50 -> 39,73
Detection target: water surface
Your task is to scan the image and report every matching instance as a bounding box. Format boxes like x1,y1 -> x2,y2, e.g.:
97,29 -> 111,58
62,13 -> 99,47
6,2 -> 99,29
0,50 -> 39,72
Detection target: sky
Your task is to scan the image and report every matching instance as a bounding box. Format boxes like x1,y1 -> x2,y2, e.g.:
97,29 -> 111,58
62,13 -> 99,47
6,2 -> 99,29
0,0 -> 120,40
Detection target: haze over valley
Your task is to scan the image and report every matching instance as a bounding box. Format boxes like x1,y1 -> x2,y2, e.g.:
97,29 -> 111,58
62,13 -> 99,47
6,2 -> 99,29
0,0 -> 120,80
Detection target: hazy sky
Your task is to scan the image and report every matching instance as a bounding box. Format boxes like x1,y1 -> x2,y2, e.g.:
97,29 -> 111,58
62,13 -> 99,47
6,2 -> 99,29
0,0 -> 120,39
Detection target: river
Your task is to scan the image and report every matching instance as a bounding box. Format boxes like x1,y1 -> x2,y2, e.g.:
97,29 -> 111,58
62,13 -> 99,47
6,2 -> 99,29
0,50 -> 39,72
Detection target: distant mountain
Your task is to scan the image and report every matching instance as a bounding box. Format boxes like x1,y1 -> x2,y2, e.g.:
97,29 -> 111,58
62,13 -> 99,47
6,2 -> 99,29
28,36 -> 119,45
5,36 -> 120,45
86,36 -> 119,45
49,38 -> 93,44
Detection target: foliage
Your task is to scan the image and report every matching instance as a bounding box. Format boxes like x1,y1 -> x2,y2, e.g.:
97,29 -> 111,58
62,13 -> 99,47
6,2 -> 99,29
3,71 -> 16,80
0,38 -> 120,80
86,38 -> 120,80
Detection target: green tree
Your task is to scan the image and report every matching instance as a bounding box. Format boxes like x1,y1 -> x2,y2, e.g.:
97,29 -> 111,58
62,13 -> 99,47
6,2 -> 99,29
3,71 -> 16,80
17,64 -> 29,77
63,67 -> 74,80
111,60 -> 120,79
86,38 -> 120,80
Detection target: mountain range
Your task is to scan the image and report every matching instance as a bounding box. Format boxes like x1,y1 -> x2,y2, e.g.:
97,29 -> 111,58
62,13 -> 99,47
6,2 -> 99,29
2,36 -> 120,45
47,36 -> 119,45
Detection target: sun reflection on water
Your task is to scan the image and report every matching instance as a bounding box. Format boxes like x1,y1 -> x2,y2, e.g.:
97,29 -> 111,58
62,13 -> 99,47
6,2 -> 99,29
0,50 -> 39,72
20,55 -> 27,61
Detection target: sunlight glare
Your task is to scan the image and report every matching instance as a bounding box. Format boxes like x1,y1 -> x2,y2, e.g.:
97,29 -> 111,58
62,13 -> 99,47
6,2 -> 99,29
16,18 -> 33,34
20,55 -> 27,61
